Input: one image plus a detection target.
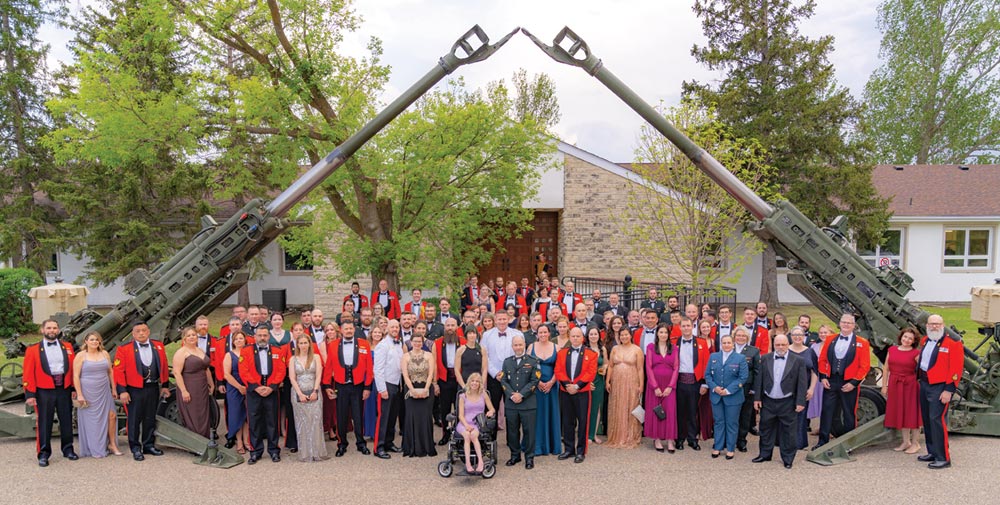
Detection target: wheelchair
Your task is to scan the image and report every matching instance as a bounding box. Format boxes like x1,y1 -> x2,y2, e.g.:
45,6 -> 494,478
436,411 -> 498,479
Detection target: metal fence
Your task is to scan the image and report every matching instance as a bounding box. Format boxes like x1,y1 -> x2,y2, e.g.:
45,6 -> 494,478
564,276 -> 737,313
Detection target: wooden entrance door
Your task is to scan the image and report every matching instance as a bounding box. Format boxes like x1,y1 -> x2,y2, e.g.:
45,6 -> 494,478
478,212 -> 559,290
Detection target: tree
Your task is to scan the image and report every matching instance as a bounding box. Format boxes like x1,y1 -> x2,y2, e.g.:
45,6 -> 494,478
44,0 -> 211,284
626,100 -> 776,296
863,0 -> 1000,164
683,0 -> 891,305
0,0 -> 66,277
288,77 -> 555,296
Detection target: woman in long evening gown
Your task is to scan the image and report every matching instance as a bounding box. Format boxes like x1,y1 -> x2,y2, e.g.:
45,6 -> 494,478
605,328 -> 644,448
586,327 -> 608,444
223,332 -> 249,452
807,325 -> 833,428
402,334 -> 437,457
529,324 -> 561,456
73,331 -> 119,458
289,334 -> 328,462
173,327 -> 213,438
789,326 -> 819,450
644,324 -> 679,452
697,320 -> 716,443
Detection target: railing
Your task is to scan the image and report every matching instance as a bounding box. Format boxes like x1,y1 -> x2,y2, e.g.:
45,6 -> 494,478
564,276 -> 737,313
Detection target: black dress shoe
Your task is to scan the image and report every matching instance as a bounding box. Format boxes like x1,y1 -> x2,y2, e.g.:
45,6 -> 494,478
784,462 -> 793,469
675,440 -> 685,450
917,454 -> 935,462
335,447 -> 347,457
224,438 -> 236,449
289,448 -> 298,454
247,455 -> 259,465
358,446 -> 371,455
132,452 -> 144,462
143,447 -> 164,456
689,441 -> 701,451
928,460 -> 951,469
573,454 -> 585,463
437,436 -> 450,446
505,456 -> 521,467
557,451 -> 574,460
387,445 -> 403,454
271,454 -> 281,463
374,450 -> 391,459
749,427 -> 759,436
525,458 -> 534,469
38,456 -> 49,467
64,451 -> 79,461
737,446 -> 748,453
811,444 -> 825,451
751,456 -> 771,463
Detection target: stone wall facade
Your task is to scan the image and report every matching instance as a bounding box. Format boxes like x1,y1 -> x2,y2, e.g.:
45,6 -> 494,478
558,152 -> 689,285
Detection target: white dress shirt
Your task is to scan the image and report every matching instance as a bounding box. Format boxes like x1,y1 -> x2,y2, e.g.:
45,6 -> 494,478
639,327 -> 657,354
835,334 -> 852,359
569,347 -> 582,381
718,323 -> 732,338
257,346 -> 270,376
311,327 -> 325,345
481,327 -> 523,378
342,338 -> 356,367
374,337 -> 404,393
138,341 -> 153,367
768,353 -> 790,399
445,343 -> 457,368
679,339 -> 696,373
43,340 -> 65,375
920,336 -> 939,371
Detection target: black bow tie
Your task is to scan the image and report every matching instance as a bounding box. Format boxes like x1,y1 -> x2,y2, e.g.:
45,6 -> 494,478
259,346 -> 269,352
572,347 -> 582,353
139,343 -> 150,348
720,325 -> 730,329
682,339 -> 693,345
46,341 -> 58,346
645,329 -> 655,334
839,336 -> 849,341
343,339 -> 353,344
393,339 -> 401,345
775,355 -> 785,360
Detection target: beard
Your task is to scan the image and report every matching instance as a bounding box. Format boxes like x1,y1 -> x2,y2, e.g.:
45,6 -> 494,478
927,328 -> 944,340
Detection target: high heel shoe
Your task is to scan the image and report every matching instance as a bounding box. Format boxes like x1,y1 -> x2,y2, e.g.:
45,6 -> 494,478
725,453 -> 735,460
110,447 -> 123,456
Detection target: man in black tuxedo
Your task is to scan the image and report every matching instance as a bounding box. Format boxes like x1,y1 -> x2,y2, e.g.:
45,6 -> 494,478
423,305 -> 444,340
639,287 -> 665,317
752,334 -> 808,468
732,327 -> 761,452
604,293 -> 626,319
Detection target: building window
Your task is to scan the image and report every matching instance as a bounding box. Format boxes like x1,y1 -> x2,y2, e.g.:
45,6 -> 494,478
859,229 -> 904,268
943,228 -> 992,269
282,248 -> 313,272
48,253 -> 60,275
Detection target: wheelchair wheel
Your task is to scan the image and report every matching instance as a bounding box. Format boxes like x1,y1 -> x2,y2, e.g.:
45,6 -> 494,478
437,461 -> 453,478
481,462 -> 496,479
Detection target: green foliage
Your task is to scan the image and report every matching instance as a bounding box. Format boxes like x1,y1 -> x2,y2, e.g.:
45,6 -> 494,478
684,0 -> 891,302
44,0 -> 211,284
626,99 -> 776,291
862,0 -> 1000,164
0,268 -> 44,338
0,0 -> 67,276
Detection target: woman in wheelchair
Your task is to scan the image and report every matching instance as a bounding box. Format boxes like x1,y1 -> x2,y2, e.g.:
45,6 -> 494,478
456,373 -> 495,474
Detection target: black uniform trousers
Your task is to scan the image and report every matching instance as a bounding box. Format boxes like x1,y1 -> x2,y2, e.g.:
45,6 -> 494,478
818,375 -> 859,445
486,376 -> 504,438
676,380 -> 701,444
506,407 -> 536,458
277,378 -> 297,450
375,383 -> 402,451
336,382 -> 366,449
126,383 -> 160,453
438,370 -> 459,433
919,380 -> 951,463
247,387 -> 280,458
35,387 -> 74,458
737,392 -> 755,449
558,390 -> 591,455
758,396 -> 797,464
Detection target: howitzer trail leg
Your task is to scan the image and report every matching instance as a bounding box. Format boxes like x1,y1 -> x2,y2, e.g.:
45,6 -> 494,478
805,415 -> 894,466
155,416 -> 243,469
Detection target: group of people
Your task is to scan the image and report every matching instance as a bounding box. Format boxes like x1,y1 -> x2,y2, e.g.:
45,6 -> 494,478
22,277 -> 964,471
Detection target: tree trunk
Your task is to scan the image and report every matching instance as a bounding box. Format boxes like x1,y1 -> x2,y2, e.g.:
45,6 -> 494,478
758,242 -> 779,307
238,284 -> 250,308
371,260 -> 400,296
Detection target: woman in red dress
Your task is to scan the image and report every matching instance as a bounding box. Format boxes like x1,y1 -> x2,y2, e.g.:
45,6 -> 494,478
882,327 -> 922,454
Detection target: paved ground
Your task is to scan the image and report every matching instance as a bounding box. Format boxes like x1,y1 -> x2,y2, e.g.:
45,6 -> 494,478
0,429 -> 995,504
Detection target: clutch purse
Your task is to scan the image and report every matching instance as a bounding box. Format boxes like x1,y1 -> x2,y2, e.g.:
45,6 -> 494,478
73,399 -> 89,409
653,404 -> 666,420
631,405 -> 645,423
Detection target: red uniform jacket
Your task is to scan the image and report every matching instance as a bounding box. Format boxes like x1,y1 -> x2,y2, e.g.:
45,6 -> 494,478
434,337 -> 467,381
210,335 -> 229,381
23,340 -> 75,399
371,290 -> 402,320
557,292 -> 584,316
535,301 -> 566,322
113,339 -> 170,394
919,334 -> 964,392
676,336 -> 711,381
498,294 -> 529,317
554,347 -> 598,392
748,324 -> 770,355
323,337 -> 373,388
668,325 -> 682,344
404,301 -> 428,320
344,293 -> 370,310
817,334 -> 871,386
239,344 -> 287,389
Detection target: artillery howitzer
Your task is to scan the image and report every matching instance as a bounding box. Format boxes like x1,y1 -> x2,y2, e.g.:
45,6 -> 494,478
523,26 -> 1000,465
0,25 -> 516,467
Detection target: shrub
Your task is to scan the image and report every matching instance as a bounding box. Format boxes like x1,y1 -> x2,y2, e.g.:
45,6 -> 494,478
0,268 -> 44,339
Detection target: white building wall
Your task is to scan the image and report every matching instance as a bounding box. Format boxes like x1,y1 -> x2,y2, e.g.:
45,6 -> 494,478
50,242 -> 314,308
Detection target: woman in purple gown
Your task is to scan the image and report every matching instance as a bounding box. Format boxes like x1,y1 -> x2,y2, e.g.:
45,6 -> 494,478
644,324 -> 679,452
807,325 -> 833,425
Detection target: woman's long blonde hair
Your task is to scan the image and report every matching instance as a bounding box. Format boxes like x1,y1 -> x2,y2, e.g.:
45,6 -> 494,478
465,372 -> 484,396
295,334 -> 314,369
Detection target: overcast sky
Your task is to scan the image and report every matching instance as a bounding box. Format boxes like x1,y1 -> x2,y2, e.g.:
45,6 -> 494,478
40,0 -> 883,162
